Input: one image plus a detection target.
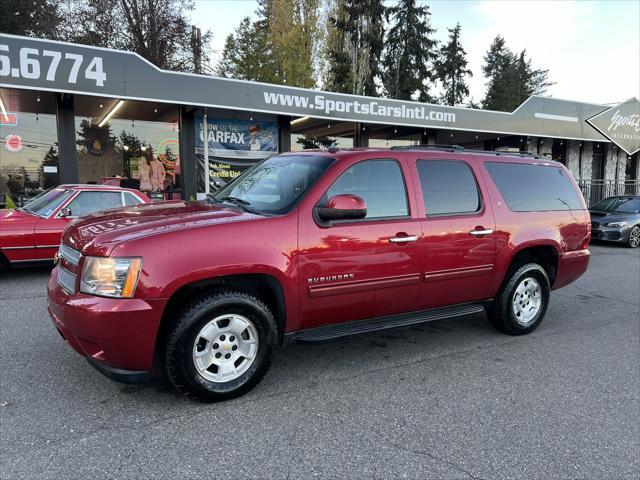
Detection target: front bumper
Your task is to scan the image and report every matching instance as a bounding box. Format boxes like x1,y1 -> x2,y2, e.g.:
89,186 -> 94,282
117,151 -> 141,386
591,226 -> 629,243
47,268 -> 167,382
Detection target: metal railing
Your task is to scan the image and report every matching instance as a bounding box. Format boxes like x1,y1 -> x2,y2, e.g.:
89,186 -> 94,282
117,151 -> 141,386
578,179 -> 640,206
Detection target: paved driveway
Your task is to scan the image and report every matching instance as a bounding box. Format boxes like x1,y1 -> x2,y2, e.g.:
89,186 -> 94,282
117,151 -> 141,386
1,244 -> 638,479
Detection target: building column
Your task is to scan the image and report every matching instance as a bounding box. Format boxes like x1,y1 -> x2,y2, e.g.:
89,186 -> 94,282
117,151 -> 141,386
604,145 -> 618,181
178,106 -> 197,201
581,142 -> 594,180
566,140 -> 581,179
278,116 -> 291,152
354,123 -> 369,147
616,149 -> 627,182
55,93 -> 78,184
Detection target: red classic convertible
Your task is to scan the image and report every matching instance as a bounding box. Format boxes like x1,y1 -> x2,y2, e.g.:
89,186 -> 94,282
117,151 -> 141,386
1,185 -> 149,267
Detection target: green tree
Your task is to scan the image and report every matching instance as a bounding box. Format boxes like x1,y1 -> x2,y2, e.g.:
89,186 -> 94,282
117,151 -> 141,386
296,135 -> 335,149
436,23 -> 472,106
324,0 -> 352,93
268,0 -> 319,87
482,35 -> 553,111
382,0 -> 437,101
215,17 -> 277,82
0,0 -> 62,39
325,0 -> 385,96
215,34 -> 238,78
217,1 -> 318,86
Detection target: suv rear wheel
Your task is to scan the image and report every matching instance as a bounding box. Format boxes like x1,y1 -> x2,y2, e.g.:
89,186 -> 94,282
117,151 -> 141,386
488,263 -> 550,335
165,290 -> 278,402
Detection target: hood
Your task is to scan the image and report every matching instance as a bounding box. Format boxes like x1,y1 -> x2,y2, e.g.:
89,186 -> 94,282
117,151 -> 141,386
63,200 -> 259,254
589,211 -> 635,225
0,208 -> 39,230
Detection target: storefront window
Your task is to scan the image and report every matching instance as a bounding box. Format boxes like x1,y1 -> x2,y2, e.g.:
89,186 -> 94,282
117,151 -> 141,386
74,98 -> 180,199
0,90 -> 59,206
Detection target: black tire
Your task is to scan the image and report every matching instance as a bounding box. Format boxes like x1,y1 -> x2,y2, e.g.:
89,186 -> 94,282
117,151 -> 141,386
627,225 -> 640,248
488,263 -> 550,335
165,290 -> 278,402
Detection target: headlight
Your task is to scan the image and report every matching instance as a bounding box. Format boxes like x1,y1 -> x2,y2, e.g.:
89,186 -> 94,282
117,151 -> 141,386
606,221 -> 627,228
80,257 -> 142,298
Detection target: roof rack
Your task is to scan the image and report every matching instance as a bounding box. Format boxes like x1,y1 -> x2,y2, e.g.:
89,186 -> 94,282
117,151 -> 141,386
389,144 -> 464,152
389,144 -> 542,159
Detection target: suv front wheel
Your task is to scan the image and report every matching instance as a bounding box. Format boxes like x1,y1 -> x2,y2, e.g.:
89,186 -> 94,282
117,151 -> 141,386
165,290 -> 278,402
488,263 -> 550,335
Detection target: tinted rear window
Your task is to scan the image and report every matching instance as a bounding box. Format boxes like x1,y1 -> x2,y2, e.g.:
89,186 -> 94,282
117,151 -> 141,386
417,160 -> 480,215
485,162 -> 583,211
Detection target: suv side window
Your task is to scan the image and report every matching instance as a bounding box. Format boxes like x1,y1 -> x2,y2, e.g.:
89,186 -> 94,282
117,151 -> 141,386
65,191 -> 124,217
417,160 -> 481,215
326,159 -> 408,219
485,162 -> 584,211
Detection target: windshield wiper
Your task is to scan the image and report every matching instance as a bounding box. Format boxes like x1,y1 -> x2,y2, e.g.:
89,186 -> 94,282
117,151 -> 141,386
207,194 -> 224,205
218,196 -> 258,214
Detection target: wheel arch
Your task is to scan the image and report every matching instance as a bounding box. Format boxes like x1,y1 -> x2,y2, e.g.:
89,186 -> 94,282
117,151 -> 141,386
504,243 -> 559,288
153,273 -> 287,375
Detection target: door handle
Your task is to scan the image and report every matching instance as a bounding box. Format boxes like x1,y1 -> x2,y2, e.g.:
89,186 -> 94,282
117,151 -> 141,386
469,229 -> 493,236
389,235 -> 418,243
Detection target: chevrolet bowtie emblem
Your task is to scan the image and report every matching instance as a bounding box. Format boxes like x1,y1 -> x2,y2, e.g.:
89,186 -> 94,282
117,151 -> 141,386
223,344 -> 230,351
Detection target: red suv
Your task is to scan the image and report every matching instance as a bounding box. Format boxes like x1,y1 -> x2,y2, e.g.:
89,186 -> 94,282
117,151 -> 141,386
47,146 -> 591,401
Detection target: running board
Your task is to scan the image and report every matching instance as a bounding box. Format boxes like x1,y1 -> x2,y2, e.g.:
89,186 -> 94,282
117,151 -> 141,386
285,302 -> 488,344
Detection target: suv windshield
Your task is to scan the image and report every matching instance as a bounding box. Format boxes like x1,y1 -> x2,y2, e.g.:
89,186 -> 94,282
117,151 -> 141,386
21,188 -> 75,217
211,155 -> 334,215
591,197 -> 640,213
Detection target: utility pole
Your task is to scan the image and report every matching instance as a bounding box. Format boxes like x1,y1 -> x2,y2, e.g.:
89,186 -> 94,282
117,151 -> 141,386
191,26 -> 202,74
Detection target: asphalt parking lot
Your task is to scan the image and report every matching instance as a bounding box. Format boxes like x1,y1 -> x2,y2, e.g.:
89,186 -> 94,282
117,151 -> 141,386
0,243 -> 638,480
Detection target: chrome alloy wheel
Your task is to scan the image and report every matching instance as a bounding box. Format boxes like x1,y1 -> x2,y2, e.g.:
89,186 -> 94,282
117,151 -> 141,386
630,226 -> 640,248
512,277 -> 542,326
192,314 -> 259,383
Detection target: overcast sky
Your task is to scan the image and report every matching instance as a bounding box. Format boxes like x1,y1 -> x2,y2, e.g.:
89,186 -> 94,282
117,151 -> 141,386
190,0 -> 640,107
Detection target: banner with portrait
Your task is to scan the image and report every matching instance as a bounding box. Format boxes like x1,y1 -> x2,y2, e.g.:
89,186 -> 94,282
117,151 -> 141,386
195,115 -> 279,191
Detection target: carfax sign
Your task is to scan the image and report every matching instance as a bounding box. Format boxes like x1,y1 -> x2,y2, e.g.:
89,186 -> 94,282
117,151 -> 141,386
195,114 -> 278,159
587,98 -> 640,155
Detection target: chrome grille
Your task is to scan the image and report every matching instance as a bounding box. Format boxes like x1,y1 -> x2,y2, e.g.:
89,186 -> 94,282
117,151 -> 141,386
59,244 -> 82,266
57,266 -> 77,295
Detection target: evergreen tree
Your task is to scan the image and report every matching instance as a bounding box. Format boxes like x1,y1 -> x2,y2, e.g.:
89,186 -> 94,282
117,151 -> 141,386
325,0 -> 385,96
382,0 -> 437,102
324,0 -> 353,93
482,35 -> 553,111
215,17 -> 277,82
215,34 -> 239,78
296,135 -> 335,149
436,23 -> 472,106
216,1 -> 318,86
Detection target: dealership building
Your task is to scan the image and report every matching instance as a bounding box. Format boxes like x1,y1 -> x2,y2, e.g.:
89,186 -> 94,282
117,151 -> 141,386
1,33 -> 638,205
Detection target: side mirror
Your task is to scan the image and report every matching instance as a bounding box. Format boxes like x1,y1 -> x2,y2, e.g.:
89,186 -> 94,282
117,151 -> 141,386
315,194 -> 367,224
58,208 -> 72,218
